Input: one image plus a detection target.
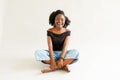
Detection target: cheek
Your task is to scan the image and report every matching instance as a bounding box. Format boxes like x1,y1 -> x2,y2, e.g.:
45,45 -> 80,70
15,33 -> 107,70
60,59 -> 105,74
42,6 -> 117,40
54,20 -> 57,24
63,18 -> 66,23
63,20 -> 65,24
63,20 -> 65,23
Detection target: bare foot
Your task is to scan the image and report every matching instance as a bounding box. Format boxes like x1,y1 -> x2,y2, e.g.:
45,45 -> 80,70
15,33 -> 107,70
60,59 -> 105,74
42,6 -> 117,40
61,65 -> 70,72
41,67 -> 53,73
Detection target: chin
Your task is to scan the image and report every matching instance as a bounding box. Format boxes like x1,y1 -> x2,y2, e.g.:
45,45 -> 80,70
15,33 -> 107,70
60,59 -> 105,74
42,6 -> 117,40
56,25 -> 63,28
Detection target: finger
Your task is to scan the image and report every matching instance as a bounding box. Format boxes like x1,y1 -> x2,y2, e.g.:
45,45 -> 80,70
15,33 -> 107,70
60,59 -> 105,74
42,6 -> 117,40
58,64 -> 61,68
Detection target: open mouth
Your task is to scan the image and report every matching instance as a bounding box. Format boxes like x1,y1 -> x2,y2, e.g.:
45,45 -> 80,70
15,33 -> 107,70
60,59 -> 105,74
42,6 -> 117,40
56,22 -> 63,25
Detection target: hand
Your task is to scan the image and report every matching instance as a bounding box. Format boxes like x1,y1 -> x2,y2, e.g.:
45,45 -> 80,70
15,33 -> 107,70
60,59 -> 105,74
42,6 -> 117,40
50,60 -> 57,70
57,59 -> 64,69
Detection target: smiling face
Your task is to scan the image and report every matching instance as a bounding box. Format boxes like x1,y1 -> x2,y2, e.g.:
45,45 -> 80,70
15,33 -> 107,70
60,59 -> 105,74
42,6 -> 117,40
54,14 -> 65,28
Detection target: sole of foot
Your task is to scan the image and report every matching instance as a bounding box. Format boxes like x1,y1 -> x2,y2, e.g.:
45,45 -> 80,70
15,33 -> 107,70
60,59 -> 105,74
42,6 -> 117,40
61,66 -> 70,72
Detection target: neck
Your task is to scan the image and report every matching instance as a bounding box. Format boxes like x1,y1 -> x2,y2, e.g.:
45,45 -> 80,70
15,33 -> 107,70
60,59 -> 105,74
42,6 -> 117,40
54,27 -> 65,33
55,27 -> 63,31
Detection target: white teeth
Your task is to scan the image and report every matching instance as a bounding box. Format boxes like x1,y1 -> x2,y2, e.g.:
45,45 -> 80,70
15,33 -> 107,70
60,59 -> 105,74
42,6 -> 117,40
57,23 -> 62,25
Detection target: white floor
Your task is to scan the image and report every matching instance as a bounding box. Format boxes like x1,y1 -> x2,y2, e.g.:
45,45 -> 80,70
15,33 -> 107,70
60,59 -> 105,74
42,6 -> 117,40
0,40 -> 81,80
1,0 -> 120,79
0,38 -> 120,80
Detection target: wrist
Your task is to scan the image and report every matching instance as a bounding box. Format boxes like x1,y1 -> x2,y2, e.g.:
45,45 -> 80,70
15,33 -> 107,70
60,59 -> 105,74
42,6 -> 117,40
59,57 -> 64,60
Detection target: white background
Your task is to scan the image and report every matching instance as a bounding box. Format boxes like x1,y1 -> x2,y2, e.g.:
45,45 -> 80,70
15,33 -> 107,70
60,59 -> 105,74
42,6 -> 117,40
0,0 -> 120,80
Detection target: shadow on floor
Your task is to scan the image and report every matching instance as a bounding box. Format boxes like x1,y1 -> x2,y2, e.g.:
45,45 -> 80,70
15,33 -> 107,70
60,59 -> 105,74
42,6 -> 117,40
13,57 -> 73,74
13,57 -> 48,71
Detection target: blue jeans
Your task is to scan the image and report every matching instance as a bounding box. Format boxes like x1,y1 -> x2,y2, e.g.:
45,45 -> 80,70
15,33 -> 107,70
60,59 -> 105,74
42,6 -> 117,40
34,49 -> 79,64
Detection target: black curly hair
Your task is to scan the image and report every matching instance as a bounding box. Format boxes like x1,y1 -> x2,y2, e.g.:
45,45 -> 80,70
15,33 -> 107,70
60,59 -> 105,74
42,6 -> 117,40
49,10 -> 71,28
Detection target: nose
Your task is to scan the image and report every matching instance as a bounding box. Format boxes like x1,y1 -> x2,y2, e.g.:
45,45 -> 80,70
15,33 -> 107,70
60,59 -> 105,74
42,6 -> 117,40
58,19 -> 62,23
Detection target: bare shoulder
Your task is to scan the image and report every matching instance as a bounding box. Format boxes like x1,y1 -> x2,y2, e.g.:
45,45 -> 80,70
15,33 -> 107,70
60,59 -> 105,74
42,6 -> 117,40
47,27 -> 54,31
66,29 -> 71,32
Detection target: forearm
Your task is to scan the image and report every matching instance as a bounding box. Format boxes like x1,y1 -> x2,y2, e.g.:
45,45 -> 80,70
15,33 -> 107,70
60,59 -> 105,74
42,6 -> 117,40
48,48 -> 54,60
47,36 -> 54,60
60,36 -> 70,58
60,46 -> 67,58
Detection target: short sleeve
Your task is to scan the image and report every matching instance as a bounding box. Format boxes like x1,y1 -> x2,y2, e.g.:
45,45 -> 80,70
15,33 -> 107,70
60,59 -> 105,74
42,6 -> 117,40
66,31 -> 71,36
47,31 -> 51,36
47,31 -> 53,36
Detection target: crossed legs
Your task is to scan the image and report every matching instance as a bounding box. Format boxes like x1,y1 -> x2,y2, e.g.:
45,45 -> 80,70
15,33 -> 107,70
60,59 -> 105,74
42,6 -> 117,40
41,59 -> 74,73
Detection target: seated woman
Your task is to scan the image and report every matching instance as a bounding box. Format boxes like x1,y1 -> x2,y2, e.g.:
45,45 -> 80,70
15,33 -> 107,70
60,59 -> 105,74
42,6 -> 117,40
34,10 -> 79,73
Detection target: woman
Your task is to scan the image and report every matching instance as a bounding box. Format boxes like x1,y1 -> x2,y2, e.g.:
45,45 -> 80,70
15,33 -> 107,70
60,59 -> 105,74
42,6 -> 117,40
35,10 -> 79,73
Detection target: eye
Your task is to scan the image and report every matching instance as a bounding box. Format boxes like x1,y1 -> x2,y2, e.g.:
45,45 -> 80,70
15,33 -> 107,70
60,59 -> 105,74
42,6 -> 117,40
55,14 -> 65,22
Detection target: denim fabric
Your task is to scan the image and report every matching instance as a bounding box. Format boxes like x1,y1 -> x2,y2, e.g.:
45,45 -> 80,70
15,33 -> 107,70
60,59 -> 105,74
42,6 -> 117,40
34,49 -> 79,64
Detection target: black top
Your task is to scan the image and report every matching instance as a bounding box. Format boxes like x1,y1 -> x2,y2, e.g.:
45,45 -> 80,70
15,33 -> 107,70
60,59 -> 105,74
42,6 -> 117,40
47,30 -> 71,51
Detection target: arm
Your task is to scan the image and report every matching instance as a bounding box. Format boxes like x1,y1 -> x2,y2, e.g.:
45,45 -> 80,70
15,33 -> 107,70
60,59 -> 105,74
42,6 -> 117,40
47,36 -> 56,70
47,36 -> 54,59
57,36 -> 70,68
60,36 -> 70,58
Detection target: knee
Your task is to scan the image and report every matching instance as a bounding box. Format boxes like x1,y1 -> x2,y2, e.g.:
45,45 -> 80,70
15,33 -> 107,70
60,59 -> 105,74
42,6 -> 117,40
69,49 -> 80,56
35,50 -> 39,54
34,49 -> 43,56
